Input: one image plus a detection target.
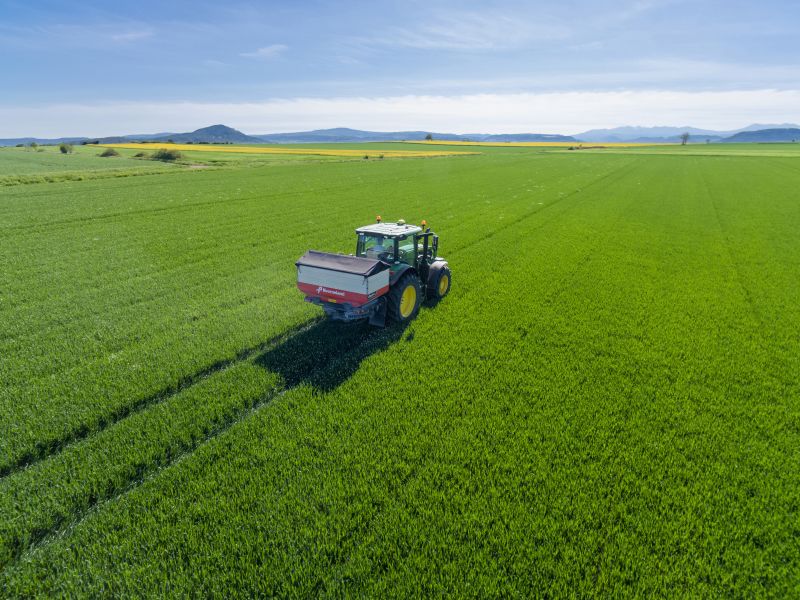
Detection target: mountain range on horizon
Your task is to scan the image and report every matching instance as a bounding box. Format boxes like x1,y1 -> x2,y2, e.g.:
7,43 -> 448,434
576,123 -> 800,143
2,123 -> 799,147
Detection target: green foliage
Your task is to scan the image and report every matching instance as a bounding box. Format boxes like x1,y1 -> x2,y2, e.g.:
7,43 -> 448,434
0,146 -> 180,184
151,148 -> 183,161
98,148 -> 120,157
0,146 -> 798,595
58,143 -> 73,154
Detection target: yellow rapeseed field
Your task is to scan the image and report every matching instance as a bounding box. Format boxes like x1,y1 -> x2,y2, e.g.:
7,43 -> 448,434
100,143 -> 477,158
407,140 -> 666,148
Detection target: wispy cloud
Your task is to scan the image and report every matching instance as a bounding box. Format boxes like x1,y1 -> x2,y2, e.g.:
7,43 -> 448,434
0,23 -> 155,47
240,44 -> 288,60
108,29 -> 154,43
358,11 -> 569,51
616,0 -> 672,19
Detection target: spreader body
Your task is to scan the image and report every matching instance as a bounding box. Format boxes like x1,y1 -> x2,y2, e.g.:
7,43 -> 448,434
296,251 -> 391,321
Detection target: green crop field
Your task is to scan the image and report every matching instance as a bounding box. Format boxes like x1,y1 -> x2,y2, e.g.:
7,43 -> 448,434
0,144 -> 358,187
0,146 -> 186,188
0,144 -> 798,596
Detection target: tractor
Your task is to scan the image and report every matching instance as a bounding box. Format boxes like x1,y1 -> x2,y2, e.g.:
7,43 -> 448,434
296,218 -> 451,326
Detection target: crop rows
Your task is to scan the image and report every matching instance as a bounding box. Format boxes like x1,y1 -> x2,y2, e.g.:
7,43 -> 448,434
0,153 -> 614,475
1,148 -> 799,595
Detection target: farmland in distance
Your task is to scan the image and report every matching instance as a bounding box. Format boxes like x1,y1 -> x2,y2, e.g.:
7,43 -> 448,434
0,143 -> 798,596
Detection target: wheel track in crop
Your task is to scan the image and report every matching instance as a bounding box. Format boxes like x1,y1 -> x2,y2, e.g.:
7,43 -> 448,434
695,161 -> 791,393
3,386 -> 293,570
0,318 -> 322,480
2,320 -> 410,570
453,157 -> 640,257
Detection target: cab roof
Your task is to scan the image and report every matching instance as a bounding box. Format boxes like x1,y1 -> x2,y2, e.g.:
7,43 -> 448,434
355,221 -> 423,238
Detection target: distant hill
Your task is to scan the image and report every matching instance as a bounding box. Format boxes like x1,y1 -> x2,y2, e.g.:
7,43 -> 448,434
629,134 -> 725,143
721,128 -> 800,143
472,133 -> 577,142
577,126 -> 722,143
576,123 -> 800,143
734,123 -> 800,133
256,127 -> 576,143
162,124 -> 262,144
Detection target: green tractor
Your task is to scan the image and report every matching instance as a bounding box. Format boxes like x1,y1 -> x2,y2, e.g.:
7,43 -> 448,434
296,218 -> 451,326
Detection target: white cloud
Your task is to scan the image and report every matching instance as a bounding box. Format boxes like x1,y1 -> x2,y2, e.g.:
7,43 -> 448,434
1,90 -> 799,138
240,44 -> 288,60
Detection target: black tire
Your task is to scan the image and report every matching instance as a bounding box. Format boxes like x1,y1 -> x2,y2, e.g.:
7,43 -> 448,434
428,266 -> 451,300
387,272 -> 421,323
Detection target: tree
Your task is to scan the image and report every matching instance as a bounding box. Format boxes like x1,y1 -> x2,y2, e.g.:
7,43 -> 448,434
29,141 -> 38,150
680,132 -> 690,145
425,133 -> 433,141
59,143 -> 73,154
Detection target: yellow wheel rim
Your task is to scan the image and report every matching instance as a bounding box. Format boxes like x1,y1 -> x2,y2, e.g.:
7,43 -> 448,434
399,284 -> 417,318
438,274 -> 449,296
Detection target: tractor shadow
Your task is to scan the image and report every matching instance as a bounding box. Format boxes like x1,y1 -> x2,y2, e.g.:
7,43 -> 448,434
255,319 -> 409,393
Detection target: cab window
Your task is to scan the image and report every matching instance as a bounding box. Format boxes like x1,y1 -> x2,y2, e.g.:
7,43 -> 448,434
397,235 -> 417,265
357,234 -> 394,262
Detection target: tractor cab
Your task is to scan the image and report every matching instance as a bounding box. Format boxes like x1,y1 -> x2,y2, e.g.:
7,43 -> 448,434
355,220 -> 422,266
355,219 -> 440,267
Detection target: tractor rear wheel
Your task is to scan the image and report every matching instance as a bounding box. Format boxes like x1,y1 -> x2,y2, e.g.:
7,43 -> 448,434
429,266 -> 451,300
387,272 -> 421,323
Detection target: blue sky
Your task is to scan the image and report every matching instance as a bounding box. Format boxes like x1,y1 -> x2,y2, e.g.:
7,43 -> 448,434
1,0 -> 799,136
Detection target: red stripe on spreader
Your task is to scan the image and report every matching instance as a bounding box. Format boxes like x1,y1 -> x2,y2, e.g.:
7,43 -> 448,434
298,283 -> 389,307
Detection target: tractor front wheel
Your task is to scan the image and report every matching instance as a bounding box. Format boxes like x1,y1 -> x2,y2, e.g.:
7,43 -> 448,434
387,272 -> 421,323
